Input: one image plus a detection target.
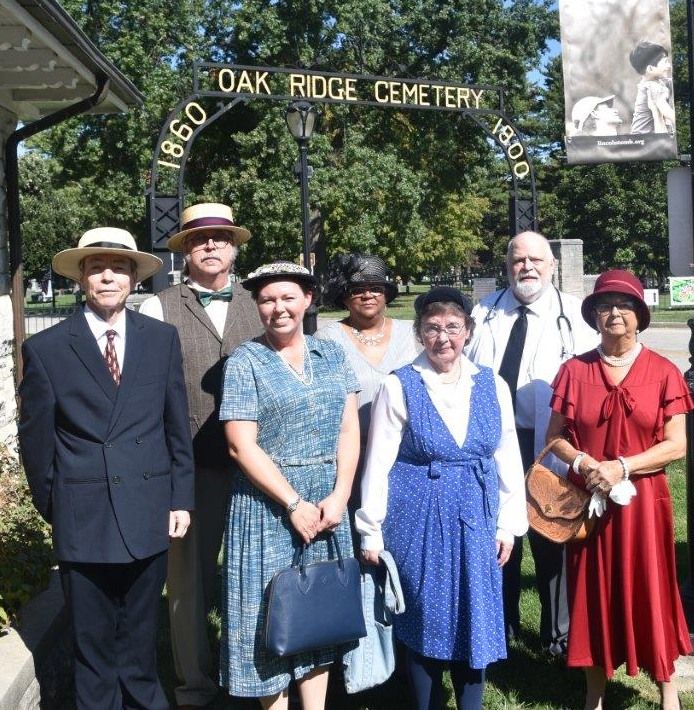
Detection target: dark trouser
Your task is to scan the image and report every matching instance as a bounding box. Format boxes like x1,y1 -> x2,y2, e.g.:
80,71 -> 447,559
406,649 -> 485,710
502,427 -> 569,653
168,465 -> 232,706
59,552 -> 169,710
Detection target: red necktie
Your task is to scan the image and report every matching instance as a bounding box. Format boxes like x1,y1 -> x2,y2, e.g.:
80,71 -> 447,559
104,330 -> 121,385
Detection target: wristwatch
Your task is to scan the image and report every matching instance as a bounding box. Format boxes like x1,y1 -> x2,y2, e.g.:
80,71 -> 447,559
286,495 -> 301,514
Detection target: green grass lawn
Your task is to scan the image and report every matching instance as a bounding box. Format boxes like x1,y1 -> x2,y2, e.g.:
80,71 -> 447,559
318,287 -> 694,326
24,293 -> 81,310
156,459 -> 694,709
22,285 -> 694,326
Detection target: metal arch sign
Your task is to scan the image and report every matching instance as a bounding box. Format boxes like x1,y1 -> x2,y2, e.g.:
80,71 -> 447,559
148,62 -> 537,290
153,63 -> 533,184
196,63 -> 499,112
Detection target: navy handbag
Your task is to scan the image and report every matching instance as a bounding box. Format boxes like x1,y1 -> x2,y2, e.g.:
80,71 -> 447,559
265,534 -> 367,657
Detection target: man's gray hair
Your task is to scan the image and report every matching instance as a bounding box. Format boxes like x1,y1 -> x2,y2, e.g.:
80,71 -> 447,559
506,231 -> 554,263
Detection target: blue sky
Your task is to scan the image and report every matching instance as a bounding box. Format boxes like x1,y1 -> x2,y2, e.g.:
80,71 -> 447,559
528,38 -> 561,88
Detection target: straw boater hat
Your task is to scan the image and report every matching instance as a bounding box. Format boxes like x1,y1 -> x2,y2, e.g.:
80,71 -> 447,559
52,227 -> 162,283
167,203 -> 251,252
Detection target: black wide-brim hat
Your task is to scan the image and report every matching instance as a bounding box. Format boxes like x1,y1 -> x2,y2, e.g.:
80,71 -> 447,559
241,261 -> 317,292
581,269 -> 650,331
327,254 -> 398,305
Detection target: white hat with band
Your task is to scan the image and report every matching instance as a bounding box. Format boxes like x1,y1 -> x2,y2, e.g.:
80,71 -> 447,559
52,227 -> 162,283
167,202 -> 251,252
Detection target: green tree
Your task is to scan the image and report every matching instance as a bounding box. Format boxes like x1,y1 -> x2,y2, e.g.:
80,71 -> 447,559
21,0 -> 556,280
18,153 -> 93,281
21,0 -> 210,258
533,0 -> 690,281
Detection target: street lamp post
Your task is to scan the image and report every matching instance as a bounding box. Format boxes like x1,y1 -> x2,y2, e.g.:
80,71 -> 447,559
285,100 -> 319,334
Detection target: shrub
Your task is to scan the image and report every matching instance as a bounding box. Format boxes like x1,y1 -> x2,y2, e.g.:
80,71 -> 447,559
0,444 -> 53,629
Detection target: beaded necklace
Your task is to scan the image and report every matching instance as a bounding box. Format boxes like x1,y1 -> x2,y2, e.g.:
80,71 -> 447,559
266,336 -> 314,385
350,316 -> 386,346
597,342 -> 642,368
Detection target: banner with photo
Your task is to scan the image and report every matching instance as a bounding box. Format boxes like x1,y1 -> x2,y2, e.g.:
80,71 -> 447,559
559,0 -> 677,165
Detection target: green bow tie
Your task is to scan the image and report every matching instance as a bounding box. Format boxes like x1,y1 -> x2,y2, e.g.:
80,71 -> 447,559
196,287 -> 233,307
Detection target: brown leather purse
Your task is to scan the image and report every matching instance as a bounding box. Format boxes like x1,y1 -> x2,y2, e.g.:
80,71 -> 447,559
525,440 -> 595,544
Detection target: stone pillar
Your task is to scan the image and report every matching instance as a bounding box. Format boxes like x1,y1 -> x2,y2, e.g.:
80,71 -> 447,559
472,277 -> 497,302
549,238 -> 586,299
0,106 -> 19,451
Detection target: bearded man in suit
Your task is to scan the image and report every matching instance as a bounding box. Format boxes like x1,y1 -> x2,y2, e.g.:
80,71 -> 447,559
19,228 -> 194,710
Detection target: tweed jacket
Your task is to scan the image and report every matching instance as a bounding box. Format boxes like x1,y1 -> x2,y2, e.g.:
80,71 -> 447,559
157,282 -> 261,467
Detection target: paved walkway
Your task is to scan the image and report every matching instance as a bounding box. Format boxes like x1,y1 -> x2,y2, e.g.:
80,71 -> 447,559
641,326 -> 692,373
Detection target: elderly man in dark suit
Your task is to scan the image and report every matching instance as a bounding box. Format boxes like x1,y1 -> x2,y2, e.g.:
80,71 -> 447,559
140,203 -> 261,709
19,228 -> 195,710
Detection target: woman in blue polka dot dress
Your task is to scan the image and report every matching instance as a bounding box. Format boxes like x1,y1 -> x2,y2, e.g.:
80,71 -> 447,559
356,287 -> 528,709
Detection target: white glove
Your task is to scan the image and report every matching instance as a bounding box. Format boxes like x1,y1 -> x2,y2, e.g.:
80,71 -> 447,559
609,480 -> 637,506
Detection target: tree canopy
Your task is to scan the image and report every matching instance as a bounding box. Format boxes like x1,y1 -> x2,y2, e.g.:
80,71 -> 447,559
19,0 -> 687,286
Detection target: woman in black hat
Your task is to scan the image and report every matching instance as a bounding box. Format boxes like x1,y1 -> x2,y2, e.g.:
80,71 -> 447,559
218,261 -> 360,708
355,286 -> 527,709
315,254 -> 420,464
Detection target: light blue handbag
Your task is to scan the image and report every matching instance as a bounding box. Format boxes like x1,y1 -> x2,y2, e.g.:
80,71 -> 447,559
343,550 -> 405,693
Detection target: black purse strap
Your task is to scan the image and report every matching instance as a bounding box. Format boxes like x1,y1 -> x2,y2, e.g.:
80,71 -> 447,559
291,532 -> 344,573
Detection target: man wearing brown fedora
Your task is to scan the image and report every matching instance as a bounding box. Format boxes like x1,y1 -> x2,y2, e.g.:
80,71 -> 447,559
18,228 -> 195,709
140,203 -> 261,709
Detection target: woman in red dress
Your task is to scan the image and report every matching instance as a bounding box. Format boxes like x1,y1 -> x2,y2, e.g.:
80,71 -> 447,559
546,270 -> 692,710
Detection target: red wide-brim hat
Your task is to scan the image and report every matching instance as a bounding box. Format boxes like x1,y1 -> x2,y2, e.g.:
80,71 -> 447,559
581,269 -> 650,330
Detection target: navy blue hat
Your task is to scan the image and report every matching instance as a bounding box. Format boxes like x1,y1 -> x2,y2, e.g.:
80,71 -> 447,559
414,287 -> 473,316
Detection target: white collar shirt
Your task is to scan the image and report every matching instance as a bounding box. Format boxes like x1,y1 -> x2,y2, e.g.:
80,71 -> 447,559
355,351 -> 527,551
184,276 -> 232,338
466,285 -> 598,467
84,304 -> 127,372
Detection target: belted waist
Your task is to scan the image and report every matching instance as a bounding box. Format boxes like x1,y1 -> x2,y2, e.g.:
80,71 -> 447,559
395,455 -> 497,529
271,455 -> 336,467
398,455 -> 494,480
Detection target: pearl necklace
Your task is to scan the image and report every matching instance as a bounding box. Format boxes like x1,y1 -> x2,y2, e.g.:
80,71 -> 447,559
350,316 -> 386,346
597,342 -> 642,368
266,336 -> 314,385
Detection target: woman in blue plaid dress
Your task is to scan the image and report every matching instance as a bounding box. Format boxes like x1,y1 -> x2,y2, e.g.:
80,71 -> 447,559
219,262 -> 360,708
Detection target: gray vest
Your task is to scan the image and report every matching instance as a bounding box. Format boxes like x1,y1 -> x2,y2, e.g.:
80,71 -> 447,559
159,282 -> 261,467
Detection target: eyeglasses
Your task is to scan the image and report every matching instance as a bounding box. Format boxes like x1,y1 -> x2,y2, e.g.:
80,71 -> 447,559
594,301 -> 636,315
348,285 -> 386,297
186,234 -> 232,250
422,323 -> 466,338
